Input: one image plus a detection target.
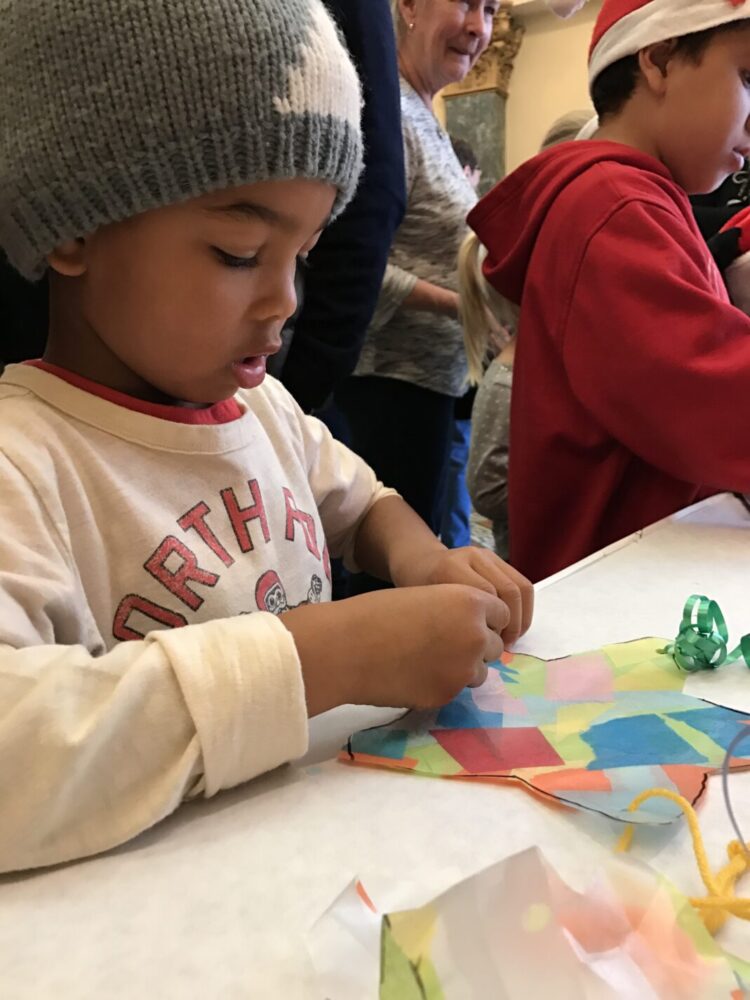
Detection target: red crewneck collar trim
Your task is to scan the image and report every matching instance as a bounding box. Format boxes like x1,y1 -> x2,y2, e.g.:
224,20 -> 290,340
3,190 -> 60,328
25,360 -> 244,425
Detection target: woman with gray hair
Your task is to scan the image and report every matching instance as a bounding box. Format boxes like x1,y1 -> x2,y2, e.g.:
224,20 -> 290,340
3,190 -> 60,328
337,0 -> 497,589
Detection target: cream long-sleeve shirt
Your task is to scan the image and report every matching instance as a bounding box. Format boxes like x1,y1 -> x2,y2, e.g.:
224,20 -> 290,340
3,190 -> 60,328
0,363 -> 393,873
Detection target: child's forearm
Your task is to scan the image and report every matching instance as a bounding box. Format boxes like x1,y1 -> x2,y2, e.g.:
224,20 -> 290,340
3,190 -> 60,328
352,494 -> 446,586
402,279 -> 460,318
281,598 -> 365,716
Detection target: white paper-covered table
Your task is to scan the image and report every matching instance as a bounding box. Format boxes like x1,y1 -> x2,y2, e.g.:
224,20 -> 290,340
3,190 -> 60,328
1,494 -> 749,998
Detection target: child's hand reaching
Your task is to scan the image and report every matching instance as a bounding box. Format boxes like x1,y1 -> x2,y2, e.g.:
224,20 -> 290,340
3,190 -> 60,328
282,494 -> 536,719
389,545 -> 533,647
353,495 -> 534,647
282,584 -> 508,715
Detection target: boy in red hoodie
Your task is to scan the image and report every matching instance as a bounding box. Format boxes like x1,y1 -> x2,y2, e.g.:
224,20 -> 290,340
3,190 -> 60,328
469,0 -> 750,582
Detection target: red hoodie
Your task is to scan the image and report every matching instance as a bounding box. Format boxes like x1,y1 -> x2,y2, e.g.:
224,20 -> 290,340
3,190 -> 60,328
468,141 -> 750,583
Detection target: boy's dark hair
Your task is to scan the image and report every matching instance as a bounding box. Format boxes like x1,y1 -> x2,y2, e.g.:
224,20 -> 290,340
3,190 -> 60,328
450,136 -> 480,173
592,20 -> 750,120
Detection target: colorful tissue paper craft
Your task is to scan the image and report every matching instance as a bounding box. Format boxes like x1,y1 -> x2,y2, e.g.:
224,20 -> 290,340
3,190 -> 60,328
342,638 -> 750,823
310,848 -> 746,999
381,850 -> 745,1000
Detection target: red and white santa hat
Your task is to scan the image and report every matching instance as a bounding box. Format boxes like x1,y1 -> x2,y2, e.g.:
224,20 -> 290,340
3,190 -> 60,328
589,0 -> 750,86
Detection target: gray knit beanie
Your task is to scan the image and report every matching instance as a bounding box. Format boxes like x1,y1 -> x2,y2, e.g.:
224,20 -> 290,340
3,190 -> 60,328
0,0 -> 363,280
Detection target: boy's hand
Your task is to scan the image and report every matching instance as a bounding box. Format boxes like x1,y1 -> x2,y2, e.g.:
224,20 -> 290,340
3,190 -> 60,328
353,496 -> 533,647
391,546 -> 533,647
356,585 -> 506,709
282,584 -> 507,716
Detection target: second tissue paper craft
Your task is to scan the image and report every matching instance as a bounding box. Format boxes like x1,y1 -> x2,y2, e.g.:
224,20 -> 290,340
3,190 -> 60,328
342,638 -> 750,823
310,848 -> 743,1000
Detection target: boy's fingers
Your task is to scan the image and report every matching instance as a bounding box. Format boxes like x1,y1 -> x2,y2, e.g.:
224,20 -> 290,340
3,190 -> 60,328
483,627 -> 504,664
500,586 -> 523,646
464,570 -> 499,598
470,552 -> 534,641
483,594 -> 511,636
467,629 -> 504,689
504,565 -> 534,637
481,566 -> 523,645
468,660 -> 489,688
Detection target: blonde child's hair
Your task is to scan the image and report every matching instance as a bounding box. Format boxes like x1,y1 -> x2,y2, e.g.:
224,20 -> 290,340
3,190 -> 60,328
459,233 -> 519,386
539,110 -> 593,150
460,108 -> 594,385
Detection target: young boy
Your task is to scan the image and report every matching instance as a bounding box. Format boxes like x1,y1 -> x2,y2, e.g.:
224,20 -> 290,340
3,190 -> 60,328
0,0 -> 533,873
469,0 -> 750,583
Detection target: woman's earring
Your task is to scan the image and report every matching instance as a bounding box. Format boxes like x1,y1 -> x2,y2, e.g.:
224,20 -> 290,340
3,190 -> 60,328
408,21 -> 415,30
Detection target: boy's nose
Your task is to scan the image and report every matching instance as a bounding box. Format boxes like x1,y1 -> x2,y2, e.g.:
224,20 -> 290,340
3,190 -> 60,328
254,266 -> 298,322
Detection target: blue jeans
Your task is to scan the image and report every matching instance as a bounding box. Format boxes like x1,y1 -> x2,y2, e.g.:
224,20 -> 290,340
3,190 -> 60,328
440,418 -> 472,548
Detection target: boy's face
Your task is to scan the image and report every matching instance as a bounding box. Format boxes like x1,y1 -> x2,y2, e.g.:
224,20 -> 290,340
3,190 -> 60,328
657,28 -> 750,194
47,178 -> 335,405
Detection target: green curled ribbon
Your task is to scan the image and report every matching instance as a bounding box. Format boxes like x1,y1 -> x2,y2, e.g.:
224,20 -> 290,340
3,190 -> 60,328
662,595 -> 750,673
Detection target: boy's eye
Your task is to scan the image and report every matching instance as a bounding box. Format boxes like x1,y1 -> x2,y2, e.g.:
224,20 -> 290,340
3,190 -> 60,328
742,70 -> 750,89
213,247 -> 258,269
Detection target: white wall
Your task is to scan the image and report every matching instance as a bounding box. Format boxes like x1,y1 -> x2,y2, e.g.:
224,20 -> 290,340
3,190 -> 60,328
506,0 -> 602,170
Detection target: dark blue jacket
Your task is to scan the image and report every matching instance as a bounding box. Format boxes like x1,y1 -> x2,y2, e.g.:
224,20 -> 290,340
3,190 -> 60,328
0,257 -> 47,367
280,0 -> 406,412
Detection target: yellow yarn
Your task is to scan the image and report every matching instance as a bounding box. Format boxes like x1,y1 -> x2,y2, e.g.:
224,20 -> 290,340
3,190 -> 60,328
616,788 -> 750,934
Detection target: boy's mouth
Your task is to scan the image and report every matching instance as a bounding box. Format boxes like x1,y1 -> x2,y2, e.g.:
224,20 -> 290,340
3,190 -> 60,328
232,356 -> 268,390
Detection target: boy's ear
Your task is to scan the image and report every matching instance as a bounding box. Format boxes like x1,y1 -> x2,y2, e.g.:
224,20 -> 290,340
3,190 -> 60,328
47,238 -> 87,277
638,40 -> 679,94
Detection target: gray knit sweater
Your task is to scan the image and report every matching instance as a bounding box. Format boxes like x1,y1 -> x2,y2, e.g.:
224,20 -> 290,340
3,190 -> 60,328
353,78 -> 477,398
467,359 -> 513,558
